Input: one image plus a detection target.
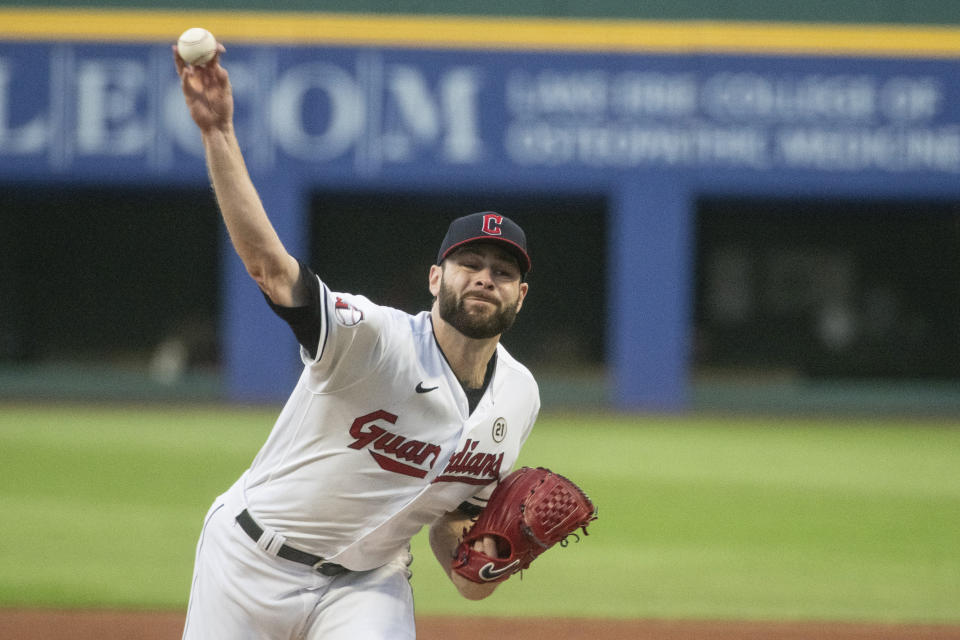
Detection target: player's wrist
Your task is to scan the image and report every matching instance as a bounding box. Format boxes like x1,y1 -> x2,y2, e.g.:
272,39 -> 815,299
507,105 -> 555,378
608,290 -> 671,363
200,125 -> 242,158
199,120 -> 234,138
450,568 -> 499,600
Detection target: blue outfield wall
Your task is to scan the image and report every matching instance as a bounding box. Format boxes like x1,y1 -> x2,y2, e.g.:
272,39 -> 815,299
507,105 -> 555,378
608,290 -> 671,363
3,33 -> 960,409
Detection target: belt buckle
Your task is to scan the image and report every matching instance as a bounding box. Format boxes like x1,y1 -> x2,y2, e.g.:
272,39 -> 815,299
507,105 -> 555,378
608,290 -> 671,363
313,560 -> 344,576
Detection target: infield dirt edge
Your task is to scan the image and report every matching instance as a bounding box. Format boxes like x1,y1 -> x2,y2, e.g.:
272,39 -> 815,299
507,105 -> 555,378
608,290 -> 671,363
2,609 -> 960,639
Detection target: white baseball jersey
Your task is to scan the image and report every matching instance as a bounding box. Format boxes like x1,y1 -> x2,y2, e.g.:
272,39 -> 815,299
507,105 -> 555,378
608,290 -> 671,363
241,268 -> 540,571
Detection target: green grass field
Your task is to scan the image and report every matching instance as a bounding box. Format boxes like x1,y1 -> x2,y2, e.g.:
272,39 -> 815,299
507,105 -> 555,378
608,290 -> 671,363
1,404 -> 958,623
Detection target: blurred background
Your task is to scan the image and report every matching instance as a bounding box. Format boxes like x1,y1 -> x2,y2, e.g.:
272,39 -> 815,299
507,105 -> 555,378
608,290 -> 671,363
1,3 -> 960,633
1,2 -> 959,413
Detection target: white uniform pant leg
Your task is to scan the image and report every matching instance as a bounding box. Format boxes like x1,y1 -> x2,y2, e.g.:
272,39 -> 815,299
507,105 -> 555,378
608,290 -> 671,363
182,493 -> 330,640
182,488 -> 416,640
304,553 -> 416,640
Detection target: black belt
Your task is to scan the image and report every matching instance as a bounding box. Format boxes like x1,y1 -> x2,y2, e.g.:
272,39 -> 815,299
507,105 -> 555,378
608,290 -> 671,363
236,509 -> 350,577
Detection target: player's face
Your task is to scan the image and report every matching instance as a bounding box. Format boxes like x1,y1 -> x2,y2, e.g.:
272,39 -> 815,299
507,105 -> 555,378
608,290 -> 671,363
433,245 -> 528,340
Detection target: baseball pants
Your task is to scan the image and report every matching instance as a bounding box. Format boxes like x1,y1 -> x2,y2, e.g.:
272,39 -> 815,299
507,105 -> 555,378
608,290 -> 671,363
182,483 -> 416,640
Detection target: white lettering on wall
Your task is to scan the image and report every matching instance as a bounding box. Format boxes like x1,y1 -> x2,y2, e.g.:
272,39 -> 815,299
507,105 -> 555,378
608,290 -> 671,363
609,71 -> 698,118
0,59 -> 48,154
701,73 -> 877,122
270,62 -> 364,162
879,76 -> 941,122
775,126 -> 960,172
381,64 -> 482,163
506,121 -> 768,168
0,46 -> 959,175
76,60 -> 151,155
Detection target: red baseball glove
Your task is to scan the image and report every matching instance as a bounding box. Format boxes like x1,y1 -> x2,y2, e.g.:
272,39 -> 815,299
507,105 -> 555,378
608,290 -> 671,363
452,466 -> 598,584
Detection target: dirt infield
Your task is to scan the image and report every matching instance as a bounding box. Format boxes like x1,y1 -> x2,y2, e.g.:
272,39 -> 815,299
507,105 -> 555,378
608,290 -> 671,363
2,610 -> 960,640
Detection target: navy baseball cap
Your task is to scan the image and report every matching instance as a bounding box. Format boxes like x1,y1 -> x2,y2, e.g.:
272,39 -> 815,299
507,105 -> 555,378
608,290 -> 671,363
436,212 -> 531,274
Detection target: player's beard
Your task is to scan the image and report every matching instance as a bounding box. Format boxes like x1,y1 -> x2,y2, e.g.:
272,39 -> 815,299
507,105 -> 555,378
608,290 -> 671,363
437,276 -> 520,340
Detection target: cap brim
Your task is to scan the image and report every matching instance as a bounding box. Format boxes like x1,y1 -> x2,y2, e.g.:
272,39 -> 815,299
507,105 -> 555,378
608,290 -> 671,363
439,236 -> 531,273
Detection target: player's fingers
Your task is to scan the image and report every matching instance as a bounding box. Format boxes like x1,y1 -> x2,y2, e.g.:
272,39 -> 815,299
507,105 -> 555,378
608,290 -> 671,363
174,45 -> 205,94
179,62 -> 199,94
205,42 -> 227,70
473,535 -> 499,557
172,44 -> 187,76
201,64 -> 229,93
188,58 -> 215,85
213,63 -> 230,86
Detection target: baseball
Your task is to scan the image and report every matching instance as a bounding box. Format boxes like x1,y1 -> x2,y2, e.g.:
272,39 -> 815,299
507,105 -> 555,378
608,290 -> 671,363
177,27 -> 218,66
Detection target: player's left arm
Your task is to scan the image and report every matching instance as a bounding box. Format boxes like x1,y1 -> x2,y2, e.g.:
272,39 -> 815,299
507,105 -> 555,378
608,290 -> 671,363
429,510 -> 500,600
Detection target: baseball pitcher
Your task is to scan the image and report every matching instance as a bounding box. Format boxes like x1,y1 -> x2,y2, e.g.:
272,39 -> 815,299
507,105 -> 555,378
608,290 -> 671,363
175,41 -> 595,640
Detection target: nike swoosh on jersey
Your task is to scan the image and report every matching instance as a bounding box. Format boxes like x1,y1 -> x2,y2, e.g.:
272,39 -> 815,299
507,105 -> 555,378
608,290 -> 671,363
415,382 -> 439,393
478,559 -> 521,581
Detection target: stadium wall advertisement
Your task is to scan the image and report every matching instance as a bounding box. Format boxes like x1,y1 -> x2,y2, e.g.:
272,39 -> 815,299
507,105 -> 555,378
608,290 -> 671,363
3,17 -> 960,409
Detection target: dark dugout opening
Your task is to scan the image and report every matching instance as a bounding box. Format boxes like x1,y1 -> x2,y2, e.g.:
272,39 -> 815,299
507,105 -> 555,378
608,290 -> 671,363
0,185 -> 221,386
694,196 -> 960,380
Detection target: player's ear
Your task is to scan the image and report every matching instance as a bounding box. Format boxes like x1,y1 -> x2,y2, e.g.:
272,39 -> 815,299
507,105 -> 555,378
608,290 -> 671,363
429,264 -> 443,297
515,281 -> 529,312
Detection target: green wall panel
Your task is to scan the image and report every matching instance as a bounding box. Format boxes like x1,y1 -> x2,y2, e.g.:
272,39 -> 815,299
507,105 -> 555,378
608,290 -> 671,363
2,0 -> 958,25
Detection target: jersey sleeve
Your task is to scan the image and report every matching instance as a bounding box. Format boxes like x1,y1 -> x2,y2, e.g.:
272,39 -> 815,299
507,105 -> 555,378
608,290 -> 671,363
263,262 -> 398,392
262,261 -> 324,359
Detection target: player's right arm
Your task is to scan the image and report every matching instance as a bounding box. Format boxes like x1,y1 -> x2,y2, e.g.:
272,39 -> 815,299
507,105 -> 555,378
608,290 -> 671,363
174,47 -> 304,307
429,510 -> 500,601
